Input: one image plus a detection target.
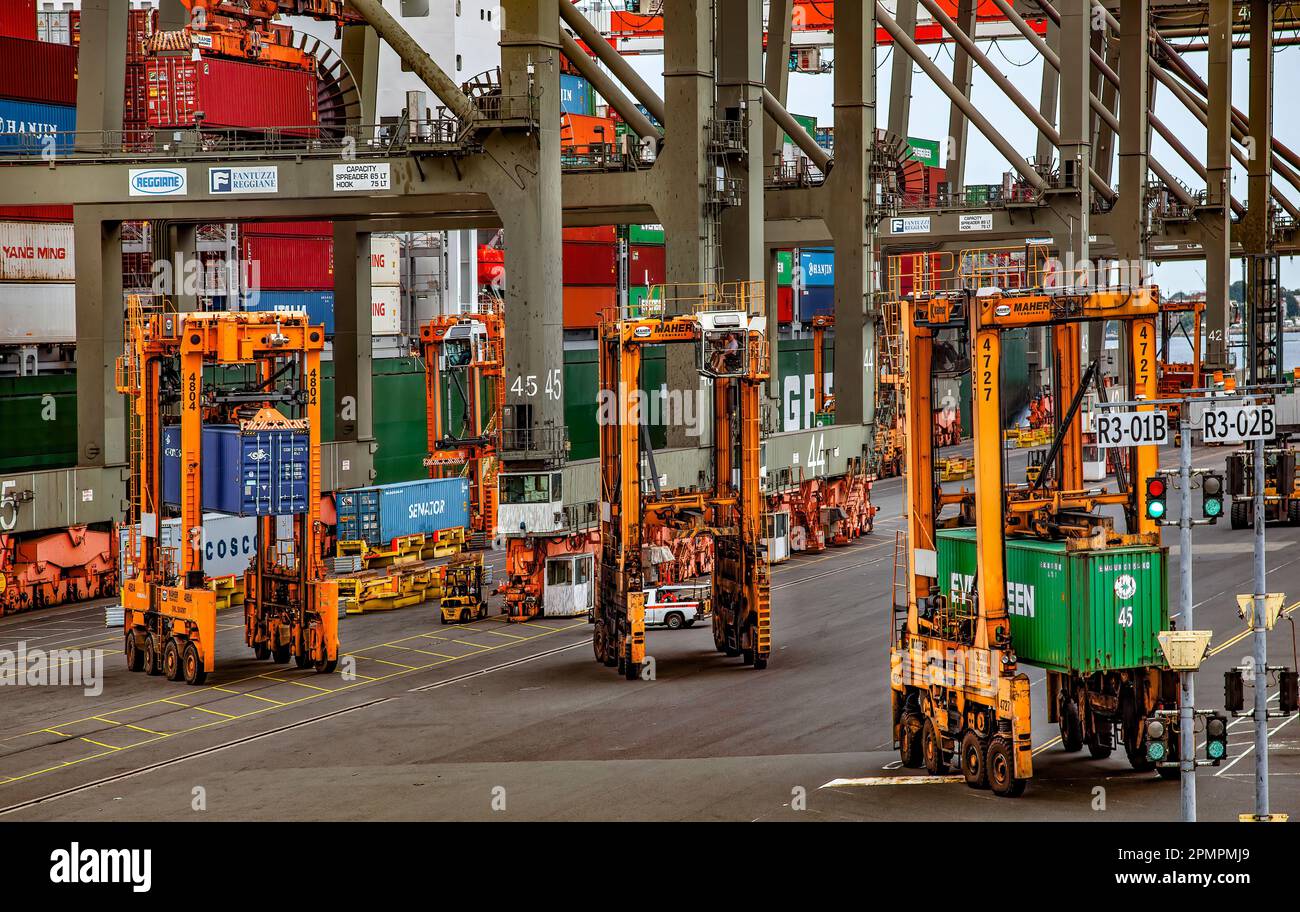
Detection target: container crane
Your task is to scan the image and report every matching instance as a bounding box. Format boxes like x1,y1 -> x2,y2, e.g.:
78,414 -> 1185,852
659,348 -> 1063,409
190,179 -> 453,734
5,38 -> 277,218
116,305 -> 339,684
152,1 -> 362,71
594,283 -> 772,678
420,304 -> 506,550
890,257 -> 1178,797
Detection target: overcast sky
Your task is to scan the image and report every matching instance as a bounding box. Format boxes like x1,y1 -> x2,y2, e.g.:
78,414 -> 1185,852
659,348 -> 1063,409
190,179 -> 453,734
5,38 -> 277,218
617,36 -> 1298,295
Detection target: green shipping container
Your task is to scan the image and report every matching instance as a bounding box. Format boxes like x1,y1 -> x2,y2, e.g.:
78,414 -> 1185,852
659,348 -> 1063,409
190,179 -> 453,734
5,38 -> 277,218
935,528 -> 1168,675
906,136 -> 943,167
627,223 -> 665,245
784,113 -> 818,146
776,250 -> 793,287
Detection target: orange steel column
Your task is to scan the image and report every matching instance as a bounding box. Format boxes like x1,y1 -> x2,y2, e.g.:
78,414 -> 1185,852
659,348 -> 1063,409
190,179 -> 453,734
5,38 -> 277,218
1130,315 -> 1159,535
972,324 -> 1007,651
902,300 -> 935,630
178,341 -> 205,585
1052,322 -> 1083,492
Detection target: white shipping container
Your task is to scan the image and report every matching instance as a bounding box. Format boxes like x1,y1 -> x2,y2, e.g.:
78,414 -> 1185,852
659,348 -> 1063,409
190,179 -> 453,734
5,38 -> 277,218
370,236 -> 402,287
0,222 -> 75,281
119,513 -> 258,587
0,283 -> 74,343
371,285 -> 402,335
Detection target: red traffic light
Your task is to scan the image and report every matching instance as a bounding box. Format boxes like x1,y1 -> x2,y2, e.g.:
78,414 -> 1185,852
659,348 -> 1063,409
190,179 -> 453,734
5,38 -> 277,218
1146,477 -> 1166,498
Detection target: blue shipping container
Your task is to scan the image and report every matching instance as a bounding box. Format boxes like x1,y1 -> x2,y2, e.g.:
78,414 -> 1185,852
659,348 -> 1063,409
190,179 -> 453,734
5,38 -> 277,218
560,73 -> 595,116
0,98 -> 75,155
800,285 -> 834,322
241,291 -> 334,335
162,425 -> 243,515
163,424 -> 310,516
799,248 -> 834,287
335,477 -> 470,546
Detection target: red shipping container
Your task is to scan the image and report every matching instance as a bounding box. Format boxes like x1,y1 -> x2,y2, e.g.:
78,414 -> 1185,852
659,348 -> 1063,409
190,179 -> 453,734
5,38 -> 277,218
0,204 -> 72,222
0,36 -> 77,105
562,241 -> 616,285
126,9 -> 149,63
563,226 -> 616,243
562,285 -> 616,329
146,56 -> 319,135
244,221 -> 333,238
0,0 -> 35,40
243,235 -> 334,291
778,285 -> 793,324
628,244 -> 665,286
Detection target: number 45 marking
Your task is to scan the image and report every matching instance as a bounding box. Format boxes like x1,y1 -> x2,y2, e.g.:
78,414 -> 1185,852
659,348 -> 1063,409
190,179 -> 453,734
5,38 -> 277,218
511,369 -> 563,401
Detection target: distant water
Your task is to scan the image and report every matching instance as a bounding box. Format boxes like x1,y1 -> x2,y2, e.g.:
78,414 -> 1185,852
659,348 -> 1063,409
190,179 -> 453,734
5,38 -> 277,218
1114,330 -> 1300,373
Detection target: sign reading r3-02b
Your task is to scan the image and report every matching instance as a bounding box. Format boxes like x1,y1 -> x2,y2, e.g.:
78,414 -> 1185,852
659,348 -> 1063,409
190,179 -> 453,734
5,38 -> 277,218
1095,410 -> 1169,448
1202,404 -> 1276,443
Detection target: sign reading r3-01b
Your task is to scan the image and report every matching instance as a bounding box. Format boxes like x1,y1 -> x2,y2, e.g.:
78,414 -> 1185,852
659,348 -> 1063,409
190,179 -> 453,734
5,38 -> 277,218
1202,404 -> 1276,443
1094,410 -> 1169,448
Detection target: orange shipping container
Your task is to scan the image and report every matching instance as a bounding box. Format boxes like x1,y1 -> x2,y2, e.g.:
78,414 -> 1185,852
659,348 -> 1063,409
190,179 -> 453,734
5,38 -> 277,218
561,112 -> 616,150
563,285 -> 616,329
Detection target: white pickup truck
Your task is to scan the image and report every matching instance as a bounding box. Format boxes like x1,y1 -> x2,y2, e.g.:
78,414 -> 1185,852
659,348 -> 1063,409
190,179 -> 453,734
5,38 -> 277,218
643,585 -> 709,630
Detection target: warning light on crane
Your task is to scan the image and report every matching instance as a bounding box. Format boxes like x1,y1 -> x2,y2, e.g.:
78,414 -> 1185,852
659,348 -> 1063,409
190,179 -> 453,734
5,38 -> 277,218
1145,476 -> 1167,520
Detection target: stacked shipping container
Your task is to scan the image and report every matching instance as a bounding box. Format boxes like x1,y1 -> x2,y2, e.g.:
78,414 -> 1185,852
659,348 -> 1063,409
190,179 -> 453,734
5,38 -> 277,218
146,55 -> 319,135
561,225 -> 617,328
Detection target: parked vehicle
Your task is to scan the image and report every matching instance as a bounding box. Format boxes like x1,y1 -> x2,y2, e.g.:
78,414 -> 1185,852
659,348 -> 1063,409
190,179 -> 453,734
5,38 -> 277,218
643,584 -> 710,630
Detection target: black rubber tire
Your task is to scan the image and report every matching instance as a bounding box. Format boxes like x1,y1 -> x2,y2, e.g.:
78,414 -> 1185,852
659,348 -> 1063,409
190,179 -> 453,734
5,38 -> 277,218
960,730 -> 989,789
742,648 -> 755,665
254,643 -> 271,661
163,638 -> 182,681
1126,739 -> 1156,772
1086,736 -> 1113,760
125,632 -> 144,672
272,644 -> 291,664
314,656 -> 338,674
684,620 -> 696,628
460,609 -> 470,623
1289,499 -> 1300,525
986,737 -> 1027,798
182,642 -> 206,685
922,718 -> 948,775
440,616 -> 448,625
1059,698 -> 1084,753
753,655 -> 768,670
665,612 -> 684,630
1156,764 -> 1181,781
898,712 -> 924,769
625,660 -> 640,681
294,652 -> 311,669
143,635 -> 161,676
1231,500 -> 1249,530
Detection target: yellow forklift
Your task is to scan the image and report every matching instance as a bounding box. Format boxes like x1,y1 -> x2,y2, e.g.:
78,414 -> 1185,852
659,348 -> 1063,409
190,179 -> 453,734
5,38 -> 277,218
440,552 -> 490,623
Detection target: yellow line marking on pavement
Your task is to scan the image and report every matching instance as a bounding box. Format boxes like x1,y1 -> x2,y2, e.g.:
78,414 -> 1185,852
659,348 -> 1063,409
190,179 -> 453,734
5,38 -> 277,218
189,705 -> 237,719
357,657 -> 417,670
1033,736 -> 1062,756
79,737 -> 122,751
212,688 -> 284,705
387,644 -> 452,658
479,628 -> 528,640
161,698 -> 191,709
822,775 -> 963,787
451,639 -> 489,649
259,675 -> 332,692
0,618 -> 591,788
41,728 -> 70,738
124,724 -> 167,736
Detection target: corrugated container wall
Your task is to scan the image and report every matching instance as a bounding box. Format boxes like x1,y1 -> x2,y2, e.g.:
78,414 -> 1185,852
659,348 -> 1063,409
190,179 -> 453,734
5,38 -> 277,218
147,56 -> 319,135
243,234 -> 334,290
562,285 -> 615,328
371,285 -> 400,335
0,36 -> 75,104
241,290 -> 335,335
559,73 -> 595,116
0,221 -> 73,280
370,236 -> 402,286
0,98 -> 74,155
799,285 -> 833,322
119,513 -> 258,585
335,478 -> 470,546
562,241 -> 617,285
628,244 -> 665,287
0,282 -> 72,342
1,0 -> 36,39
799,248 -> 834,286
935,529 -> 1168,675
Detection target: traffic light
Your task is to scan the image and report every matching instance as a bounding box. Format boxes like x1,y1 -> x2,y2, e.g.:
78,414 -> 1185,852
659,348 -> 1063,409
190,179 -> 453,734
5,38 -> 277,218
1281,670 -> 1299,715
1205,713 -> 1229,765
1202,473 -> 1224,520
1145,717 -> 1171,763
1145,476 -> 1168,521
1225,669 -> 1245,713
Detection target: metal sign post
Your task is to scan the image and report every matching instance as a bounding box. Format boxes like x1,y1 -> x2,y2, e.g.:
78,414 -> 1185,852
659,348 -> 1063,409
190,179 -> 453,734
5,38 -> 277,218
1178,427 -> 1196,822
1252,433 -> 1271,820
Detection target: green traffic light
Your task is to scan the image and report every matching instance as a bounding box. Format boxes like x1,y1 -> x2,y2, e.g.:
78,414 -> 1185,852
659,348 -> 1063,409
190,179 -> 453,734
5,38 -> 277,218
1147,741 -> 1166,761
1205,498 -> 1222,517
1208,740 -> 1226,760
1147,500 -> 1166,520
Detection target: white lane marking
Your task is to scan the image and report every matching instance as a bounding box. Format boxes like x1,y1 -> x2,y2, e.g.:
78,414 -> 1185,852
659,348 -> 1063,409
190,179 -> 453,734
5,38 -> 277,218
821,775 -> 963,788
